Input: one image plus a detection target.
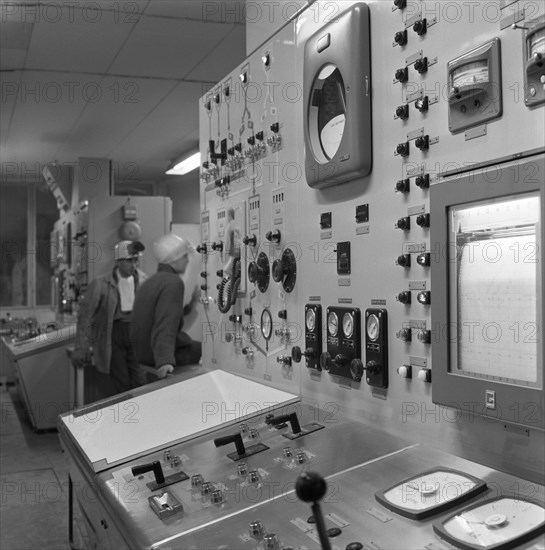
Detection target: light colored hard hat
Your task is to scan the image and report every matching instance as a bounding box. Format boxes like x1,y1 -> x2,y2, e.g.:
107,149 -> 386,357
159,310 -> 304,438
114,240 -> 144,261
153,234 -> 193,264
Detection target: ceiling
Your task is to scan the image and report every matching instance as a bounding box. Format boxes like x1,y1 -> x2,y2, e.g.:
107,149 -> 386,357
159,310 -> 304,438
0,0 -> 247,185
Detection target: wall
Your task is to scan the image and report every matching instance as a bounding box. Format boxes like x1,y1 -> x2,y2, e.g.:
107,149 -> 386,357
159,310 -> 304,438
167,171 -> 201,224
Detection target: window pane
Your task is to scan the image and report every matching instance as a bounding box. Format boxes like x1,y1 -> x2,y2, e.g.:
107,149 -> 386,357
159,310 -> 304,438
36,188 -> 58,305
0,186 -> 28,307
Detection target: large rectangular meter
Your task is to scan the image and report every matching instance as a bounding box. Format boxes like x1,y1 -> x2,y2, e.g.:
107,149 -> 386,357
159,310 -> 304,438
431,156 -> 544,429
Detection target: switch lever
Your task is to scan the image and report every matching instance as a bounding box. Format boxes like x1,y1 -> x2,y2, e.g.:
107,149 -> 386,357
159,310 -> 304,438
295,472 -> 332,550
214,433 -> 246,456
132,461 -> 165,485
268,412 -> 301,434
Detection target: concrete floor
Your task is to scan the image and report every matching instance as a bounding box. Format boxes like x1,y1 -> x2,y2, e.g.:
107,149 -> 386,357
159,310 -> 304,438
0,385 -> 86,550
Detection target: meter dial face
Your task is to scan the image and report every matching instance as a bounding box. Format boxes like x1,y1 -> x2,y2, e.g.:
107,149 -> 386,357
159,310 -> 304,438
327,311 -> 339,337
306,309 -> 316,332
260,309 -> 273,341
451,60 -> 489,87
343,312 -> 354,338
528,27 -> 545,57
375,468 -> 487,520
366,314 -> 380,341
434,497 -> 545,550
309,64 -> 347,162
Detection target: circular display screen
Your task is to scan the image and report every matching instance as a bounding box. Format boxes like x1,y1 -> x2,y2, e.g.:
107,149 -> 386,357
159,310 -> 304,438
308,64 -> 347,163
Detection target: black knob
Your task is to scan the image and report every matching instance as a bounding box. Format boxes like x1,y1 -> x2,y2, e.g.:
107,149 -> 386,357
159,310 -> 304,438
415,174 -> 430,189
211,241 -> 223,251
248,262 -> 258,283
397,328 -> 412,342
416,252 -> 431,266
200,271 -> 208,278
395,179 -> 410,194
417,290 -> 431,305
365,360 -> 380,374
234,143 -> 242,152
396,142 -> 410,157
334,354 -> 349,367
196,243 -> 207,254
395,67 -> 408,83
270,122 -> 280,133
243,234 -> 257,246
417,329 -> 431,344
415,96 -> 429,112
256,131 -> 264,141
204,100 -> 211,111
229,314 -> 241,323
200,284 -> 207,291
414,57 -> 428,74
278,309 -> 287,320
266,230 -> 281,243
247,135 -> 256,146
413,18 -> 427,35
395,216 -> 411,230
394,30 -> 407,45
350,358 -> 364,382
416,213 -> 430,228
397,291 -> 411,304
292,346 -> 303,363
415,135 -> 429,151
216,269 -> 223,277
244,307 -> 253,316
296,471 -> 327,502
396,254 -> 411,267
319,352 -> 332,371
393,0 -> 406,8
395,104 -> 409,120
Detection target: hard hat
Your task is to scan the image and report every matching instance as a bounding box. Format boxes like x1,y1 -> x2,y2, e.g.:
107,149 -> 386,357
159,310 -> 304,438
114,240 -> 145,261
153,234 -> 194,264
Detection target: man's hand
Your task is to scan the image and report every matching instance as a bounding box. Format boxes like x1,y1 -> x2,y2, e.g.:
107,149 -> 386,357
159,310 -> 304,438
72,348 -> 91,369
157,364 -> 174,378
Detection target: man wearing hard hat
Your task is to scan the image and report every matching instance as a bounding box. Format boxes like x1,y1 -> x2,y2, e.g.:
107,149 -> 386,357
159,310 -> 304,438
73,240 -> 147,398
130,233 -> 201,378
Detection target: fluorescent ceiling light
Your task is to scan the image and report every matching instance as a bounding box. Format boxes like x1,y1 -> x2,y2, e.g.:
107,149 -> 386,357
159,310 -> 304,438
166,151 -> 201,175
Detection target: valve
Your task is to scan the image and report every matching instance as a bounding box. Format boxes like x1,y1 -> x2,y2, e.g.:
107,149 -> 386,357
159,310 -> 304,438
291,346 -> 316,363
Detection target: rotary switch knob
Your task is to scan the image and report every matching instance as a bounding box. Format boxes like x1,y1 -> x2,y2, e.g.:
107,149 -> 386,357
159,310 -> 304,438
395,67 -> 408,83
415,135 -> 430,151
319,352 -> 332,371
365,360 -> 380,374
350,358 -> 364,382
291,346 -> 316,363
396,141 -> 410,157
248,262 -> 259,283
243,234 -> 257,246
266,229 -> 281,243
413,18 -> 427,35
414,57 -> 428,74
395,104 -> 409,120
394,30 -> 407,46
272,259 -> 284,282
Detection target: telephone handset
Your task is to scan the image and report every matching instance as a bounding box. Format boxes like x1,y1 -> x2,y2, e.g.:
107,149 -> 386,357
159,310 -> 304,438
217,208 -> 242,314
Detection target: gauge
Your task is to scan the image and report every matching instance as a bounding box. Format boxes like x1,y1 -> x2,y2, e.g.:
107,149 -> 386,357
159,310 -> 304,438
375,468 -> 487,520
451,60 -> 489,88
327,311 -> 338,336
343,312 -> 354,338
260,309 -> 273,341
528,27 -> 545,57
434,496 -> 545,550
366,314 -> 380,341
306,309 -> 316,332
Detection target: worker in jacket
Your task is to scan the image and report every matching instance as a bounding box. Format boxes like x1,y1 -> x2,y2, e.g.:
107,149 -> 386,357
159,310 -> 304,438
73,240 -> 147,398
130,233 -> 201,379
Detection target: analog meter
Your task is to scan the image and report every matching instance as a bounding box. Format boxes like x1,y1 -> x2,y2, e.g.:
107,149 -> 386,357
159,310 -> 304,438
343,312 -> 354,338
523,17 -> 545,107
366,313 -> 380,341
376,468 -> 487,520
434,497 -> 545,550
447,39 -> 502,133
303,3 -> 372,188
260,309 -> 273,341
327,311 -> 339,337
306,308 -> 316,332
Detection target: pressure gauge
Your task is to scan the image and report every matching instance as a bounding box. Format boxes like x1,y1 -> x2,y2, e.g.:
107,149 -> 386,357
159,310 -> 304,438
306,308 -> 316,332
327,312 -> 339,336
375,468 -> 487,520
260,309 -> 273,341
366,313 -> 380,341
343,312 -> 354,338
434,497 -> 545,550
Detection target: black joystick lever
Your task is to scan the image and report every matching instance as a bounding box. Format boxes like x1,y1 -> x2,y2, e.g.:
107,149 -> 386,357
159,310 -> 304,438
214,432 -> 270,461
295,472 -> 332,550
269,412 -> 301,435
214,433 -> 246,456
132,461 -> 165,485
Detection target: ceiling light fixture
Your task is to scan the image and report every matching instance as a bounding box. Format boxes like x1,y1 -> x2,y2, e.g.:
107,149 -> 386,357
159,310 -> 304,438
166,151 -> 201,175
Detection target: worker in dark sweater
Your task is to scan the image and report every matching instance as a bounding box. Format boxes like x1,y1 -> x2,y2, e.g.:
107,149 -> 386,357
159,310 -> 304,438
130,233 -> 201,378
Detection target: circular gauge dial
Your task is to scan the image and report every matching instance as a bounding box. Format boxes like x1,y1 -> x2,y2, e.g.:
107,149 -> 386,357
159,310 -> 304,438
375,468 -> 487,520
306,309 -> 316,332
435,497 -> 545,550
260,309 -> 273,340
367,314 -> 380,341
327,312 -> 339,336
343,312 -> 354,338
